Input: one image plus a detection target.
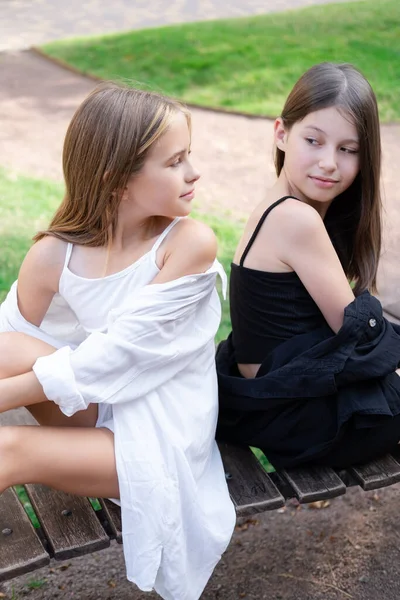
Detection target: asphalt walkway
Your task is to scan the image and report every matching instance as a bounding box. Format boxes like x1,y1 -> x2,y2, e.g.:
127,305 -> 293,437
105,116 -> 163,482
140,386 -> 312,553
1,0 -> 357,51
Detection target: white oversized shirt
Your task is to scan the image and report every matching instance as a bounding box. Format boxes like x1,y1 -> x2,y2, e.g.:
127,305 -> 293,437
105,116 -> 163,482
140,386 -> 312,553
0,225 -> 236,600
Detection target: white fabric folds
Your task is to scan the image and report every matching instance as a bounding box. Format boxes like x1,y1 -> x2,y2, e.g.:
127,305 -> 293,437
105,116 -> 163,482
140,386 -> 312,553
0,264 -> 235,600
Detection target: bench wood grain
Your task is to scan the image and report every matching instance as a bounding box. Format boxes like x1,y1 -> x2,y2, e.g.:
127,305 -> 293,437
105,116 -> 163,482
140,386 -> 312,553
218,442 -> 285,516
25,485 -> 110,560
349,454 -> 400,491
1,409 -> 400,584
279,465 -> 346,503
0,487 -> 49,582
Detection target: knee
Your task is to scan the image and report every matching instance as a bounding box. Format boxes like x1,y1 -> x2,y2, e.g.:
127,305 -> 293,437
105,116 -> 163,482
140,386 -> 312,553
0,426 -> 24,458
0,426 -> 27,491
0,331 -> 27,350
0,332 -> 29,378
0,332 -> 55,378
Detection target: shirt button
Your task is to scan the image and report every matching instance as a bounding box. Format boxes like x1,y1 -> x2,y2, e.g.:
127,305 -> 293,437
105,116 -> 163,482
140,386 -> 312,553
369,318 -> 377,328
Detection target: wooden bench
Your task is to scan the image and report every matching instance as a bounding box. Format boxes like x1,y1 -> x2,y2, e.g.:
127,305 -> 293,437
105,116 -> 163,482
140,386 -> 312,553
2,409 -> 400,582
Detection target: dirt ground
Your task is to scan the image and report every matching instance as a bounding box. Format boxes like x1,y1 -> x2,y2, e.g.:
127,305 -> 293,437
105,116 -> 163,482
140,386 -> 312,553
3,484 -> 400,600
1,45 -> 400,600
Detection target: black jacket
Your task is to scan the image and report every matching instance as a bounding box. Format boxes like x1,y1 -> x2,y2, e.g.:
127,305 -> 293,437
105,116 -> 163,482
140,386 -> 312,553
216,292 -> 400,468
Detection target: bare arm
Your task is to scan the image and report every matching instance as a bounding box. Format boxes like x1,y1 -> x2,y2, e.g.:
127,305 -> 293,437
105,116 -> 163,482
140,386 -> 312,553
275,200 -> 355,333
0,220 -> 219,413
0,236 -> 66,409
17,236 -> 65,326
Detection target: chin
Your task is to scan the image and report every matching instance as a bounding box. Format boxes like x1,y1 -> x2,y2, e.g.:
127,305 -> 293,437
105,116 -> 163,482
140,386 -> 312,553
179,203 -> 193,216
304,187 -> 336,203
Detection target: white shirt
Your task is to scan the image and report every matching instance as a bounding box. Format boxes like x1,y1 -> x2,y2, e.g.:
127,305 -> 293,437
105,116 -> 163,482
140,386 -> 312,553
0,223 -> 236,600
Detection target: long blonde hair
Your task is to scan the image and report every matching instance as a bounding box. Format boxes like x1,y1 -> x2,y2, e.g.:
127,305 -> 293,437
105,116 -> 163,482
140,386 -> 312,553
35,82 -> 190,246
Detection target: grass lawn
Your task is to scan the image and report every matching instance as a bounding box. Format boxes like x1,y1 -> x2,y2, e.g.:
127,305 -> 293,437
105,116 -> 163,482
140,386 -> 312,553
0,169 -> 63,299
41,0 -> 400,122
0,167 -> 240,342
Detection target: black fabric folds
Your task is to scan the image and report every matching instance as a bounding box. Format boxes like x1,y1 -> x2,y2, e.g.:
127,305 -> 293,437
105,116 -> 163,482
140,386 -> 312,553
216,292 -> 400,469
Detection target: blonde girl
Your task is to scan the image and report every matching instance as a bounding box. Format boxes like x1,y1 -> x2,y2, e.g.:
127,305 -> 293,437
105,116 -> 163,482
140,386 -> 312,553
0,82 -> 235,600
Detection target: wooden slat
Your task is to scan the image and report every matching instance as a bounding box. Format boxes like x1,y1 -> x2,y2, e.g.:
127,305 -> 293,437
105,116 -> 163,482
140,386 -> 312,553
25,484 -> 110,560
348,454 -> 400,491
99,499 -> 122,543
280,465 -> 346,503
218,442 -> 285,516
0,487 -> 49,581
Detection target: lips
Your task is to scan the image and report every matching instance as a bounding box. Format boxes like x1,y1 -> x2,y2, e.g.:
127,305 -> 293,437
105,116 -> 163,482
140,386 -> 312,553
309,175 -> 339,190
310,176 -> 338,183
180,189 -> 195,198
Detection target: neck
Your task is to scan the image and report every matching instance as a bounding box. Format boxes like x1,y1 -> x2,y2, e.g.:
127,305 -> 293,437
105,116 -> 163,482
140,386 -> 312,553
112,198 -> 171,250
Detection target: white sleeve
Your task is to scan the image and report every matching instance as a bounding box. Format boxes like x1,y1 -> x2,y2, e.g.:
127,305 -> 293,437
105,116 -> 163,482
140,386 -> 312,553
32,271 -> 222,417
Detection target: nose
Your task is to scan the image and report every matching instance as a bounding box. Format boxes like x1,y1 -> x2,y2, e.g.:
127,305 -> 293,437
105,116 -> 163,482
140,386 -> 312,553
186,159 -> 201,183
318,146 -> 337,172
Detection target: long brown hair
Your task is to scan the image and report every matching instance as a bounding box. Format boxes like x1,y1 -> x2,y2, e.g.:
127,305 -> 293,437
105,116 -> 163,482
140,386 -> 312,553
35,82 -> 190,246
274,62 -> 382,295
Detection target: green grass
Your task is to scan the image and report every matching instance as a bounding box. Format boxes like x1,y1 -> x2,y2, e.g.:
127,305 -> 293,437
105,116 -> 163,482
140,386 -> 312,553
41,0 -> 400,122
14,485 -> 41,528
0,167 -> 240,341
251,448 -> 275,473
0,169 -> 64,301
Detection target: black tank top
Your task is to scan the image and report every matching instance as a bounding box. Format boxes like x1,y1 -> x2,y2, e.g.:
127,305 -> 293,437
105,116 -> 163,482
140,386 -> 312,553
230,196 -> 326,363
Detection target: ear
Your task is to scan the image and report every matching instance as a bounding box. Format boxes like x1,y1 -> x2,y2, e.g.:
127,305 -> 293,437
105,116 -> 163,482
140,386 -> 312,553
121,182 -> 130,198
274,118 -> 287,152
114,174 -> 133,203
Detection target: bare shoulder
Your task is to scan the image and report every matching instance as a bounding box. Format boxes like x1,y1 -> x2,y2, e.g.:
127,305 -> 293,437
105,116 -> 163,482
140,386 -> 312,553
272,198 -> 323,235
167,218 -> 217,261
19,235 -> 68,292
17,236 -> 69,325
154,218 -> 217,283
24,235 -> 67,263
259,199 -> 326,257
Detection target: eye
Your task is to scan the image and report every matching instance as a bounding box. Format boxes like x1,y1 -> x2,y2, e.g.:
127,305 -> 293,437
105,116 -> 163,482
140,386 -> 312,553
305,137 -> 319,146
340,147 -> 359,154
171,157 -> 183,167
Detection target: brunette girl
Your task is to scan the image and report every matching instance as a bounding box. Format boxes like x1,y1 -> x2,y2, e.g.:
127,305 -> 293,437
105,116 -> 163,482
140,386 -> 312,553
217,62 -> 400,470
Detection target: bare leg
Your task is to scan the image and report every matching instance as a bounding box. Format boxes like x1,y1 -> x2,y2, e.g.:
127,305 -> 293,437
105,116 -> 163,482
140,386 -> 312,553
0,332 -> 97,427
0,425 -> 119,498
0,332 -> 56,378
0,335 -> 115,497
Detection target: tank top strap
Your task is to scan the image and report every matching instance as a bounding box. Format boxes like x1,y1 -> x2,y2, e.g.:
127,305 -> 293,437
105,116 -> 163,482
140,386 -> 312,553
63,242 -> 74,270
239,196 -> 298,267
151,217 -> 181,254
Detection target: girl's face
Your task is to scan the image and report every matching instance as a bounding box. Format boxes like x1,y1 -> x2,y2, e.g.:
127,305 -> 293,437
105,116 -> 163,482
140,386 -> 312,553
275,106 -> 360,210
123,111 -> 200,219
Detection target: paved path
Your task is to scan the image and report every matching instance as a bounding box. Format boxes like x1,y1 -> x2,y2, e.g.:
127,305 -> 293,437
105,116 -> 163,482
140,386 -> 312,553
0,48 -> 399,318
1,0 -> 358,51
